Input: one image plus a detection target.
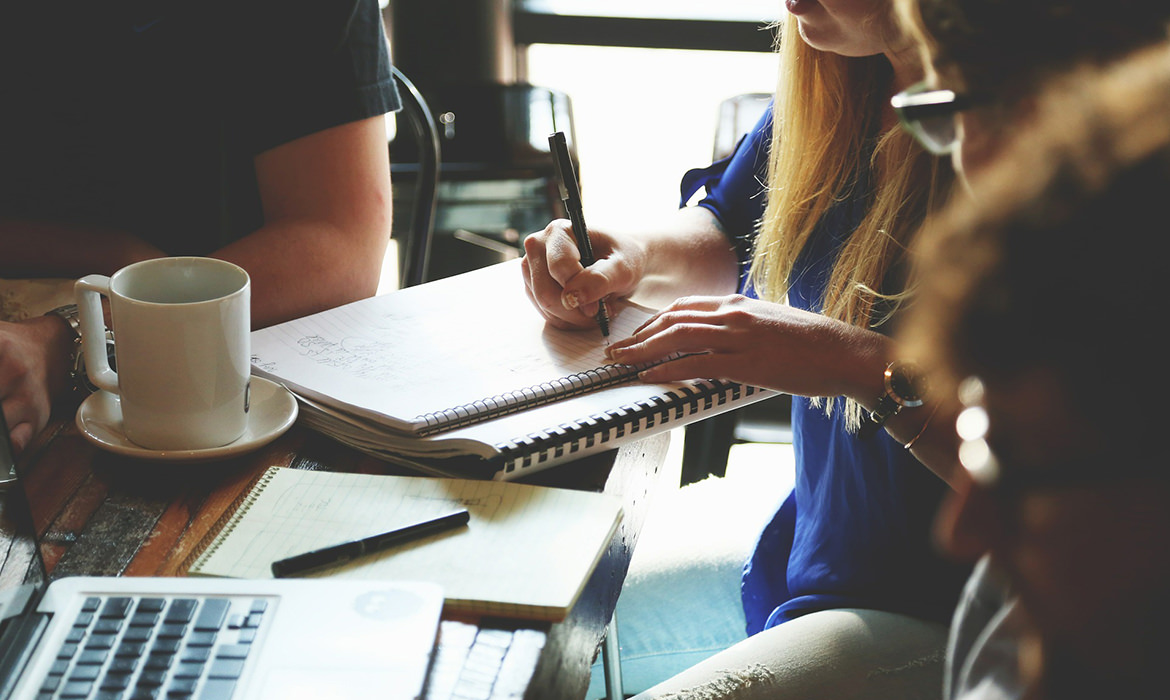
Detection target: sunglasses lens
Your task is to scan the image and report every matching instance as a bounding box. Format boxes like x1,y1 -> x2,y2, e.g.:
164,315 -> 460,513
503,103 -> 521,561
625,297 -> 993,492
893,82 -> 963,155
914,114 -> 959,155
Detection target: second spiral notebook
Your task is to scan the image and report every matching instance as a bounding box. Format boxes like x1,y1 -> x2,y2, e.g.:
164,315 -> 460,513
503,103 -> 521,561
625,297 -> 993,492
250,259 -> 776,480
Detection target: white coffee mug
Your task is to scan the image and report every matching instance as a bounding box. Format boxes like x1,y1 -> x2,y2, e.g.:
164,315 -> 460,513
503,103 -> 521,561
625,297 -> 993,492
75,257 -> 252,451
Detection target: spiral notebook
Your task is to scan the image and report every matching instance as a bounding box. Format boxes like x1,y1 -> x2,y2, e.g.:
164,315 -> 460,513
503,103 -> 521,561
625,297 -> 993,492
250,260 -> 777,479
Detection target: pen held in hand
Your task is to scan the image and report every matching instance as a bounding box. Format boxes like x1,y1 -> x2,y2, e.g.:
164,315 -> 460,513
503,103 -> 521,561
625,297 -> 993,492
270,508 -> 470,578
549,131 -> 611,337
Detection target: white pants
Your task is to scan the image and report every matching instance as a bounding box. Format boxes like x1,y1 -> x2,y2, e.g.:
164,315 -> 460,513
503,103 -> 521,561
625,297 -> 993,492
631,608 -> 949,700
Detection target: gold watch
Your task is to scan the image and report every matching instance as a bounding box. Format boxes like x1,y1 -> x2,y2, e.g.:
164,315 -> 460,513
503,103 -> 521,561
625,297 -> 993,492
859,360 -> 927,438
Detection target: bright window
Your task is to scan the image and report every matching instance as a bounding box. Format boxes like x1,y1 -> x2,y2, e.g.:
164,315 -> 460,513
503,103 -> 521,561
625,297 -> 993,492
525,44 -> 776,229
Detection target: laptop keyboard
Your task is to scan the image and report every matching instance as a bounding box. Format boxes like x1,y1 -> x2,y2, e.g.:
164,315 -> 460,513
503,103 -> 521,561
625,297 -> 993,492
38,594 -> 268,700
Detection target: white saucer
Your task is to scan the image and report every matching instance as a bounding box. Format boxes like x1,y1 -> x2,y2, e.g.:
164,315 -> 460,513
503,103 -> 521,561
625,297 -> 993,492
75,376 -> 299,463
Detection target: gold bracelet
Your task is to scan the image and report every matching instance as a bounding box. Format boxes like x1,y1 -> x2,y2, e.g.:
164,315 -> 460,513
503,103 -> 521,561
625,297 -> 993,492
903,403 -> 939,451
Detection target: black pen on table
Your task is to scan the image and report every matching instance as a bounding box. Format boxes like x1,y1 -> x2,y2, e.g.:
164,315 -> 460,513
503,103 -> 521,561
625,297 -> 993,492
549,131 -> 611,337
271,508 -> 470,578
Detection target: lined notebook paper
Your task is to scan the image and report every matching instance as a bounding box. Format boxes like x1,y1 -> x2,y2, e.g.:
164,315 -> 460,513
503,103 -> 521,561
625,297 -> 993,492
250,260 -> 777,478
187,467 -> 623,622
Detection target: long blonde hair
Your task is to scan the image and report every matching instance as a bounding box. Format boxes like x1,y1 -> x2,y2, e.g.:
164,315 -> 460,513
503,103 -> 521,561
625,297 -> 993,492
748,12 -> 952,425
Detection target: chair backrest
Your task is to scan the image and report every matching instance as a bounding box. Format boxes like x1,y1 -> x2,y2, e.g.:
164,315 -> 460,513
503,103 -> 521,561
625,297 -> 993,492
390,66 -> 441,289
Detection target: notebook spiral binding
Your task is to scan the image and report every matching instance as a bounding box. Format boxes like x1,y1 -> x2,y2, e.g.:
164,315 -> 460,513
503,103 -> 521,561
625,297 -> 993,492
183,466 -> 281,574
415,361 -> 656,437
492,379 -> 764,475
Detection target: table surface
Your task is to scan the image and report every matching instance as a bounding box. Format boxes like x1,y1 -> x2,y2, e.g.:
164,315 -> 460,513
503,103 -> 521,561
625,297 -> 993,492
0,401 -> 670,700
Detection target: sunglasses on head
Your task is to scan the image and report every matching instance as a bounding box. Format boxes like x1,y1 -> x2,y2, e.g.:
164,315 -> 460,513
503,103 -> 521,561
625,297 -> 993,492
891,81 -> 977,156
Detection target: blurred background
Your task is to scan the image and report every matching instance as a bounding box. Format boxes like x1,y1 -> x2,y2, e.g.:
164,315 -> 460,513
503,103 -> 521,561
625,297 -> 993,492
379,0 -> 780,288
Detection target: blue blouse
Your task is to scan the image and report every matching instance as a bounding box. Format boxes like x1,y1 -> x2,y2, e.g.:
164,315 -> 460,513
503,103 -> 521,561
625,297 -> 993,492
680,107 -> 967,634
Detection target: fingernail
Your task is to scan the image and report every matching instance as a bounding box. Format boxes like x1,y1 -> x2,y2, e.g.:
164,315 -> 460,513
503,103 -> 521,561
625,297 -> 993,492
562,291 -> 580,310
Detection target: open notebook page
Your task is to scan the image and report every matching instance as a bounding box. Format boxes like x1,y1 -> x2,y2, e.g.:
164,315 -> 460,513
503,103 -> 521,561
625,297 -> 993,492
188,467 -> 623,621
250,260 -> 655,435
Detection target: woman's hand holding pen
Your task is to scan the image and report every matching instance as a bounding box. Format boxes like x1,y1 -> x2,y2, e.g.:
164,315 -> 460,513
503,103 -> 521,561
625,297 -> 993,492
604,294 -> 889,401
521,219 -> 645,331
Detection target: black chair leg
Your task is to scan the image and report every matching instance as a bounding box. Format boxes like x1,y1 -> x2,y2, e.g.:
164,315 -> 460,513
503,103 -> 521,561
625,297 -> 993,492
679,410 -> 738,486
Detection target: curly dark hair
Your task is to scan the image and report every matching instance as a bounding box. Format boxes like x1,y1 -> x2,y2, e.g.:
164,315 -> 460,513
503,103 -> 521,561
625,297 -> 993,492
904,0 -> 1170,102
903,42 -> 1170,438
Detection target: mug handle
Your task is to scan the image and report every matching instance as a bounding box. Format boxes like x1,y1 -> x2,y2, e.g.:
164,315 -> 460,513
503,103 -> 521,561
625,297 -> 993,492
74,275 -> 118,395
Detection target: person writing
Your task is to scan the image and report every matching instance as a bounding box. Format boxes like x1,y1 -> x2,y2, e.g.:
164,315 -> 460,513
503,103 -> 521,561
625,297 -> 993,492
526,2 -> 966,697
0,0 -> 399,454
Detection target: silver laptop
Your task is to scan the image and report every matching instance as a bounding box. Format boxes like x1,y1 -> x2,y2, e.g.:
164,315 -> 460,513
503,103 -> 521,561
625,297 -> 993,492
0,576 -> 444,700
0,424 -> 445,700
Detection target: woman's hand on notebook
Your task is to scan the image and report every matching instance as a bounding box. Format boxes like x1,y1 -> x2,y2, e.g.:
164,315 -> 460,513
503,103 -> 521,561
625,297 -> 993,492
603,294 -> 889,402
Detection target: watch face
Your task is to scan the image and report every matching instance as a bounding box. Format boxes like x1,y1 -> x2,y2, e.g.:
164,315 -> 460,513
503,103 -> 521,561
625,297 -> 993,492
886,362 -> 926,406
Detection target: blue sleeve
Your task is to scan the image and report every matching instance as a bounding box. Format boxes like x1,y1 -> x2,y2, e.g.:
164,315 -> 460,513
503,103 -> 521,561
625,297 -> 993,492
678,104 -> 773,273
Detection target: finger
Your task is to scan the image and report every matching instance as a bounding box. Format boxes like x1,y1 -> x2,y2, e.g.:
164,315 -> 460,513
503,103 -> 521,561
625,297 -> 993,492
605,309 -> 688,357
537,220 -> 584,287
619,296 -> 729,338
6,420 -> 32,455
610,321 -> 731,366
636,353 -> 720,384
556,256 -> 622,313
522,229 -> 589,327
522,265 -> 594,331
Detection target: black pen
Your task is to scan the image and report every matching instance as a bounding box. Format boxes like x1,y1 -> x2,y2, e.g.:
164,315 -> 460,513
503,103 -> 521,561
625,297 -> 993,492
271,508 -> 470,578
549,131 -> 611,337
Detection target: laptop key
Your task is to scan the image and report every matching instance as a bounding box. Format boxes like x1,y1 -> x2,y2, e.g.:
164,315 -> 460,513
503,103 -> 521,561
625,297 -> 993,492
213,644 -> 249,660
59,679 -> 93,697
168,678 -> 198,695
110,656 -> 139,674
154,641 -> 183,660
136,598 -> 166,613
186,631 -> 217,647
156,623 -> 187,639
136,670 -> 166,687
78,648 -> 109,665
208,658 -> 244,680
123,626 -> 153,643
94,618 -> 124,634
144,653 -> 174,671
165,599 -> 198,624
100,670 -> 132,690
39,674 -> 64,693
172,662 -> 205,679
85,633 -> 118,650
197,678 -> 236,700
194,599 -> 230,631
181,646 -> 211,663
116,641 -> 148,658
68,664 -> 101,681
130,610 -> 161,627
100,597 -> 134,619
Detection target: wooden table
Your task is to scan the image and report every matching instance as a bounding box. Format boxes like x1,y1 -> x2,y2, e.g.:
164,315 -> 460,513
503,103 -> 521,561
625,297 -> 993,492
0,402 -> 670,700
